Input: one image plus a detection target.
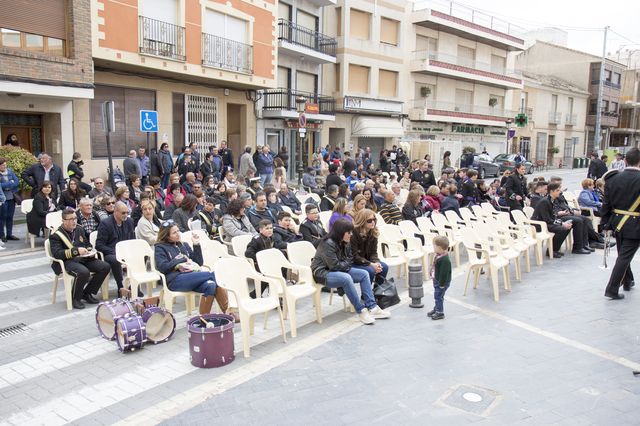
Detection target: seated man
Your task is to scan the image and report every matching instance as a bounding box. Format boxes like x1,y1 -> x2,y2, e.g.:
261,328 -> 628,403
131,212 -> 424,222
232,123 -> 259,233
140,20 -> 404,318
529,181 -> 548,209
245,219 -> 287,298
273,211 -> 303,244
88,178 -> 112,198
345,171 -> 360,190
50,207 -> 111,309
531,182 -> 572,258
300,204 -> 327,248
319,185 -> 338,212
76,197 -> 102,234
278,183 -> 302,215
247,192 -> 277,229
378,190 -> 402,225
196,196 -> 222,239
96,201 -> 136,294
302,167 -> 323,196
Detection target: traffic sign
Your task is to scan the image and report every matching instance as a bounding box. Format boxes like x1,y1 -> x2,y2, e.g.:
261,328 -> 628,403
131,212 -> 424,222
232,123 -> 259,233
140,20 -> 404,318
298,113 -> 306,128
140,110 -> 158,132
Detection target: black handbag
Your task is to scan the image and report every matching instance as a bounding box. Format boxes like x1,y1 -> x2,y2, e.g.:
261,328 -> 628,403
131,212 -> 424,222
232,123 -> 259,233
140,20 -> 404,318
373,275 -> 400,309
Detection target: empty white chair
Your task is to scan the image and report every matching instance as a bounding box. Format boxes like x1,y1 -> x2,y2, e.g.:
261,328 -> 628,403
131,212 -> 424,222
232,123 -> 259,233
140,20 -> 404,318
116,239 -> 162,298
319,211 -> 332,232
523,206 -> 534,218
46,210 -> 63,232
21,199 -> 36,248
419,215 -> 462,267
460,230 -> 510,302
231,234 -> 255,266
511,209 -> 554,263
200,238 -> 231,270
379,224 -> 428,280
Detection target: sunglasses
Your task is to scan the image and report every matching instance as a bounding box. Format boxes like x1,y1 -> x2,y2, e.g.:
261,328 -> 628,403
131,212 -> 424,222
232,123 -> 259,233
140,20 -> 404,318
161,219 -> 175,228
366,218 -> 377,224
106,201 -> 115,205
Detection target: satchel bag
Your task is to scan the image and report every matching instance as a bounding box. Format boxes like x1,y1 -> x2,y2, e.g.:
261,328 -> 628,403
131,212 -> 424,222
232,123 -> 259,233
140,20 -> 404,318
373,275 -> 400,309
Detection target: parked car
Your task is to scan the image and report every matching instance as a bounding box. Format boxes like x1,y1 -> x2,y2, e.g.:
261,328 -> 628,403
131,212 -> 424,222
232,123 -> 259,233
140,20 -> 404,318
494,154 -> 534,174
465,154 -> 500,179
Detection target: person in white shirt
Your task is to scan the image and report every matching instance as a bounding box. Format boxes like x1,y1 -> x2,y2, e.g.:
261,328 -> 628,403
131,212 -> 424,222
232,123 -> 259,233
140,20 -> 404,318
610,153 -> 625,171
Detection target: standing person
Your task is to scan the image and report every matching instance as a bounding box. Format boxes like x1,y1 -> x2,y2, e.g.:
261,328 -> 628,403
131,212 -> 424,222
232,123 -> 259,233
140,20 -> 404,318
178,153 -> 198,180
96,201 -> 136,293
136,147 -> 150,186
273,157 -> 287,188
158,143 -> 174,189
27,181 -> 58,237
67,152 -> 92,193
256,145 -> 274,185
351,209 -> 388,283
411,160 -> 436,191
4,133 -> 20,147
343,151 -> 357,176
428,236 -> 452,320
219,140 -> 234,177
610,152 -> 625,171
587,152 -> 608,180
504,163 -> 527,211
49,207 -> 111,309
275,146 -> 289,170
22,153 -> 66,198
238,146 -> 256,178
311,218 -> 390,324
122,150 -> 141,185
0,157 -> 20,242
601,147 -> 640,300
442,151 -> 452,170
149,148 -> 164,182
395,148 -> 409,173
188,142 -> 201,168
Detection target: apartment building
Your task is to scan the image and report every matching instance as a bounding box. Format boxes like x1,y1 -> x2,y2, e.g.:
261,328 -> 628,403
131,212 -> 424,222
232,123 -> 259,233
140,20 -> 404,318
610,69 -> 640,149
78,0 -> 277,179
516,41 -> 626,153
511,72 -> 589,168
0,0 -> 93,167
256,0 -> 337,180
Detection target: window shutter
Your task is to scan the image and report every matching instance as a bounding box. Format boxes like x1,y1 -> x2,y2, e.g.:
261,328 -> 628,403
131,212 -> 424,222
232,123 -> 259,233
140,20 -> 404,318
0,0 -> 66,40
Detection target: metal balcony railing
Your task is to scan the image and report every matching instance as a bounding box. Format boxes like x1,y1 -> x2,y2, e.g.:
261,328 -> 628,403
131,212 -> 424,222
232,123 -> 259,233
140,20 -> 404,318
139,16 -> 185,61
565,113 -> 577,126
412,99 -> 517,118
278,19 -> 337,57
412,50 -> 521,79
590,79 -> 622,89
202,33 -> 253,74
548,112 -> 562,124
263,88 -> 336,115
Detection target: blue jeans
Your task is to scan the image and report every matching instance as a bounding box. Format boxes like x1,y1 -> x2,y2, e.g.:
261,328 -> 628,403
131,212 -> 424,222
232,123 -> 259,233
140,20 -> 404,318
325,268 -> 376,313
169,271 -> 218,296
161,173 -> 170,190
433,279 -> 449,313
260,173 -> 273,186
0,199 -> 16,237
352,261 -> 388,284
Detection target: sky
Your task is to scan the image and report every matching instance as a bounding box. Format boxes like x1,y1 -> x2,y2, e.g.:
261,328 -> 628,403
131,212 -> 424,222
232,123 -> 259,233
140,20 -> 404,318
440,0 -> 640,59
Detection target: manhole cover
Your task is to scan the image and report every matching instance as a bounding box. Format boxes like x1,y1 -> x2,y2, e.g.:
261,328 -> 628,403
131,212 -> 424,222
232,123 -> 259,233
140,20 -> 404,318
437,384 -> 501,417
462,392 -> 483,402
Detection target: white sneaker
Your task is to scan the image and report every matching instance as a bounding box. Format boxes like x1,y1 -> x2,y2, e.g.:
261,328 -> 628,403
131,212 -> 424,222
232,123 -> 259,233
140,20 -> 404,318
369,305 -> 391,319
358,308 -> 375,325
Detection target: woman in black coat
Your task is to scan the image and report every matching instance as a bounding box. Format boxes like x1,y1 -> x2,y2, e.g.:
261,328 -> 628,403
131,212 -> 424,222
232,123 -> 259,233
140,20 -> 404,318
57,178 -> 85,209
27,181 -> 58,236
402,190 -> 424,225
351,209 -> 389,283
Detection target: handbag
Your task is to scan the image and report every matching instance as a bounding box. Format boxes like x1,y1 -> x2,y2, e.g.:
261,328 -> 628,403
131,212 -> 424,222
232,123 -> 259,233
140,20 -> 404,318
373,275 -> 400,310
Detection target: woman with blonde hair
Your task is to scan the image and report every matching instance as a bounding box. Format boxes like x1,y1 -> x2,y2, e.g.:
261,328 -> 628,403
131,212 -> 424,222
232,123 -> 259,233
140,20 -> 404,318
273,157 -> 286,188
135,199 -> 161,245
329,197 -> 351,230
402,189 -> 423,224
350,194 -> 367,218
351,209 -> 389,283
115,186 -> 136,214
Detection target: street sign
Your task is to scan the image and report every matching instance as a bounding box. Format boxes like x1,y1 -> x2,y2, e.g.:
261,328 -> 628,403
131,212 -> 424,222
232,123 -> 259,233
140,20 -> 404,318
140,110 -> 158,132
298,113 -> 306,128
102,101 -> 115,132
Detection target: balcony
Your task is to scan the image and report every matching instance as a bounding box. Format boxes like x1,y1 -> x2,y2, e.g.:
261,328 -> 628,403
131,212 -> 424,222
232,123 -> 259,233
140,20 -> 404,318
548,112 -> 561,125
412,0 -> 525,51
305,0 -> 336,6
202,33 -> 253,74
262,88 -> 336,121
586,111 -> 619,127
409,98 -> 517,126
139,16 -> 185,61
565,113 -> 577,126
590,79 -> 622,90
277,19 -> 336,64
411,50 -> 522,89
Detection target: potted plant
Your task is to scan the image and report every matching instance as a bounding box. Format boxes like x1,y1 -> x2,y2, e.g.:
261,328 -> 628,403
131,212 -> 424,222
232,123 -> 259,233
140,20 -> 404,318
420,86 -> 432,98
0,146 -> 37,200
548,146 -> 560,155
489,97 -> 498,107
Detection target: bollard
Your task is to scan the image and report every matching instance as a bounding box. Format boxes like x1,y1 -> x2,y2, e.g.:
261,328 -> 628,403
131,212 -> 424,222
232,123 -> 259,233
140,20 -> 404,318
408,261 -> 424,308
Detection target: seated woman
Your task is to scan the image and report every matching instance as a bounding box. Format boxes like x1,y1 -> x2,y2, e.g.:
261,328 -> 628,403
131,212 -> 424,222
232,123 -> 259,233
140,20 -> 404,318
154,222 -> 231,315
164,183 -> 183,208
135,199 -> 161,245
361,188 -> 377,212
58,178 -> 86,209
329,198 -> 352,230
127,174 -> 143,205
265,186 -> 284,215
578,178 -> 602,216
351,209 -> 389,283
27,181 -> 57,237
349,194 -> 367,219
402,190 -> 424,224
115,186 -> 136,215
221,198 -> 257,243
310,218 -> 390,324
94,194 -> 116,221
172,193 -> 198,232
218,188 -> 237,215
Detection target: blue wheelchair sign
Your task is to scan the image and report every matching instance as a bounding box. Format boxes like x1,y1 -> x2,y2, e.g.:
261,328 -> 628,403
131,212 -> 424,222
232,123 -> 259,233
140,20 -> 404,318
139,110 -> 158,132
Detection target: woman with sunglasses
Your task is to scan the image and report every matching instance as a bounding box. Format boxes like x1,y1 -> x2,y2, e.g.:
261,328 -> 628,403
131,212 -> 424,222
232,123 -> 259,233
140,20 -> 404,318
154,221 -> 230,315
311,218 -> 390,325
351,209 -> 389,283
95,195 -> 116,221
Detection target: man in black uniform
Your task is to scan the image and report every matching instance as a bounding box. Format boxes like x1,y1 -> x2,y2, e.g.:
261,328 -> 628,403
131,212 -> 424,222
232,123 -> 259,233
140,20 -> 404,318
601,147 -> 640,299
504,163 -> 527,211
49,208 -> 111,309
531,182 -> 572,258
411,159 -> 436,191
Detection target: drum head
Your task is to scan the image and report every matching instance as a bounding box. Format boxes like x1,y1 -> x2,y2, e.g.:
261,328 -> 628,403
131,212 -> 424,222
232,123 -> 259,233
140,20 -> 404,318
96,304 -> 117,340
146,311 -> 176,343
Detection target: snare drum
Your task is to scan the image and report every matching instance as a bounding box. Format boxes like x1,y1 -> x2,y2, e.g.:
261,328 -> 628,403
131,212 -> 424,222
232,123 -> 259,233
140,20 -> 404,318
95,299 -> 134,340
115,313 -> 147,352
142,307 -> 176,344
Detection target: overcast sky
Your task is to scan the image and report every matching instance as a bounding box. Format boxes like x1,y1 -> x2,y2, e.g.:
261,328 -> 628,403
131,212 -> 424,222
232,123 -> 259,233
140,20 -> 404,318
446,0 -> 640,58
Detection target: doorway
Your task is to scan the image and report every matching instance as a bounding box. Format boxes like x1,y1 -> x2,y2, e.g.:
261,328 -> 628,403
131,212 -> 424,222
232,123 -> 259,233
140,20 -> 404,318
226,103 -> 246,162
547,135 -> 555,166
0,113 -> 43,154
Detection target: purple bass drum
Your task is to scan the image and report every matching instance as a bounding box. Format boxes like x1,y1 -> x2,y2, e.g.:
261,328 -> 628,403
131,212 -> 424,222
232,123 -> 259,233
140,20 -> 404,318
115,313 -> 147,352
142,307 -> 176,344
96,299 -> 134,340
187,314 -> 235,368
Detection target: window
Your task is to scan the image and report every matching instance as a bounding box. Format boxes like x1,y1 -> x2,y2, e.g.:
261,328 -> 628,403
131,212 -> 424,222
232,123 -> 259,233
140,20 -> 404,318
278,1 -> 291,21
611,101 -> 618,113
186,94 -> 217,157
535,133 -> 547,161
349,9 -> 370,40
141,0 -> 178,24
490,55 -> 505,73
590,101 -> 597,114
602,100 -> 609,110
0,28 -> 65,56
380,18 -> 398,46
455,89 -> 473,110
348,64 -> 370,94
278,66 -> 291,89
457,45 -> 475,67
551,94 -> 558,113
172,93 -> 185,155
605,69 -> 612,82
204,9 -> 248,44
297,10 -> 317,32
90,85 -> 156,158
489,94 -> 504,109
378,69 -> 398,98
0,0 -> 66,48
1,28 -> 20,47
613,72 -> 621,85
297,71 -> 317,94
567,97 -> 574,114
335,63 -> 340,91
416,36 -> 437,53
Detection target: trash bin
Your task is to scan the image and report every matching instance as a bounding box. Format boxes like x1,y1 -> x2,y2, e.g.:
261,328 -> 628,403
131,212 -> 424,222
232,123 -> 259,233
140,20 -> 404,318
188,314 -> 235,368
573,158 -> 579,169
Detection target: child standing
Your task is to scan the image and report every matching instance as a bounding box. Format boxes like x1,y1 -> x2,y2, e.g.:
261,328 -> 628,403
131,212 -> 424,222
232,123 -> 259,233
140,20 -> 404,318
428,236 -> 452,320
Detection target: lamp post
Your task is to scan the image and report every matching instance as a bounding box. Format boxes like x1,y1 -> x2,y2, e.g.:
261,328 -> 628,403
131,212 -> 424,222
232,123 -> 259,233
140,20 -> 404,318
295,95 -> 307,186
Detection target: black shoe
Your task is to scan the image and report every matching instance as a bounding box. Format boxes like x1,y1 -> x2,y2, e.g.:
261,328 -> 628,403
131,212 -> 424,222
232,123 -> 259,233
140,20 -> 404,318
336,287 -> 345,297
82,293 -> 100,304
431,312 -> 445,320
547,251 -> 563,259
6,235 -> 19,241
427,309 -> 436,317
572,248 -> 591,254
589,243 -> 604,250
605,293 -> 625,300
0,237 -> 6,243
623,281 -> 635,291
72,299 -> 86,309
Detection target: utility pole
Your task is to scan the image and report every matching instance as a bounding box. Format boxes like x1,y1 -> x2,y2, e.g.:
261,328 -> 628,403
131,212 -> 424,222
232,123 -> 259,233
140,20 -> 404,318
594,26 -> 608,151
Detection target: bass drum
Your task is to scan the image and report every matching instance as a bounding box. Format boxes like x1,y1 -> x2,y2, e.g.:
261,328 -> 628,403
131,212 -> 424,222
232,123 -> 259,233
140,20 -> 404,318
96,299 -> 134,340
142,307 -> 176,344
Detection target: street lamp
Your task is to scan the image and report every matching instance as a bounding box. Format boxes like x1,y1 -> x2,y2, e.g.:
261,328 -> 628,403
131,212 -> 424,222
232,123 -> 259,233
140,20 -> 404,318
295,95 -> 307,186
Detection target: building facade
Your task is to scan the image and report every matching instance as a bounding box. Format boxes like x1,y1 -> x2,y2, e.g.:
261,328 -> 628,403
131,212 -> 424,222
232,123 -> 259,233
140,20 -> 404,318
610,69 -> 640,149
0,0 -> 93,168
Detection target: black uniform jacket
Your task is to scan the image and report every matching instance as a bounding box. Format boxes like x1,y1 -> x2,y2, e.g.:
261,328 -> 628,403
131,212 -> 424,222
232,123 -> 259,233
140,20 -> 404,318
601,167 -> 640,238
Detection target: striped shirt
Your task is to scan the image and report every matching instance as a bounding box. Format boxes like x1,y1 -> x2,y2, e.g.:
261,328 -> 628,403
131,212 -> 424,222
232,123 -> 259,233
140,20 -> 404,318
379,202 -> 402,225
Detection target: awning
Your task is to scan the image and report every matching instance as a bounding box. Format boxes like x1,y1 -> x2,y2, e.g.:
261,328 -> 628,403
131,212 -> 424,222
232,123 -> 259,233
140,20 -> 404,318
351,116 -> 404,138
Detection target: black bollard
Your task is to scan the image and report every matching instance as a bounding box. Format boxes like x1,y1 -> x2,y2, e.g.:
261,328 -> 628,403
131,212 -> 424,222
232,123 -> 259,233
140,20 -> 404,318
408,262 -> 424,308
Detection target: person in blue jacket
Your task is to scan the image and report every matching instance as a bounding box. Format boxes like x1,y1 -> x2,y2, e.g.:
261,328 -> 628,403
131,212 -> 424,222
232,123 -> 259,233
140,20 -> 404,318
255,145 -> 274,186
0,157 -> 20,242
578,178 -> 602,216
154,220 -> 230,315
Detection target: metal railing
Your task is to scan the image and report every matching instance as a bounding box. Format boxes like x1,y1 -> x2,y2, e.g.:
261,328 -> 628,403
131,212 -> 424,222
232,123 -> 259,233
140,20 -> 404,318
565,113 -> 577,126
278,19 -> 337,57
263,88 -> 335,115
202,33 -> 253,74
412,50 -> 521,79
411,98 -> 517,118
548,112 -> 562,124
591,79 -> 622,89
139,16 -> 185,61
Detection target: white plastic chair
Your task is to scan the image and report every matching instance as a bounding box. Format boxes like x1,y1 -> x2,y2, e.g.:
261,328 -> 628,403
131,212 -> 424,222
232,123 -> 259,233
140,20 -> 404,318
21,199 -> 36,248
379,224 -> 429,280
419,215 -> 462,267
232,234 -> 255,266
319,211 -> 332,232
256,248 -> 320,338
460,229 -> 510,302
215,257 -> 286,357
46,210 -> 63,231
459,207 -> 479,226
523,206 -> 534,218
115,239 -> 161,299
89,231 -> 110,300
511,210 -> 554,264
200,238 -> 231,270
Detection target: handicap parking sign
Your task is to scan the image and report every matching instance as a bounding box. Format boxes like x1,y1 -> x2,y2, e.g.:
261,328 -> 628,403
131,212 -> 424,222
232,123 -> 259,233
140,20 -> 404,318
140,110 -> 158,132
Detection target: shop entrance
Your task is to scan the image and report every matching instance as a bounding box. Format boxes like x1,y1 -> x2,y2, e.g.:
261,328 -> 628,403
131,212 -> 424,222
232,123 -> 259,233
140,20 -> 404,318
0,113 -> 43,154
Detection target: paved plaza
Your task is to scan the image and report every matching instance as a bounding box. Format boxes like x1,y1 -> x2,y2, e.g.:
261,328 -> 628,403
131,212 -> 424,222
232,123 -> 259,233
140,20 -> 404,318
0,168 -> 639,426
